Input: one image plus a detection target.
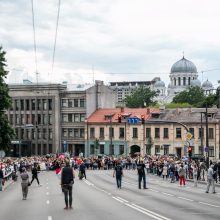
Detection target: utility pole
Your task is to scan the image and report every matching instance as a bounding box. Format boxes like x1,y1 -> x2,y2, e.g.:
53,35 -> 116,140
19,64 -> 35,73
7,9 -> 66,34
205,104 -> 209,168
200,113 -> 203,156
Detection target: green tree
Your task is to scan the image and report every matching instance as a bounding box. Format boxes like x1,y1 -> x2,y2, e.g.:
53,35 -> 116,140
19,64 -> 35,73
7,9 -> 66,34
124,86 -> 158,108
0,47 -> 14,151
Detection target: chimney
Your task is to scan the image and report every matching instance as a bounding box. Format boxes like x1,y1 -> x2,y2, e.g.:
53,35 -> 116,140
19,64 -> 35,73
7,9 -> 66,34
120,107 -> 124,113
146,108 -> 150,114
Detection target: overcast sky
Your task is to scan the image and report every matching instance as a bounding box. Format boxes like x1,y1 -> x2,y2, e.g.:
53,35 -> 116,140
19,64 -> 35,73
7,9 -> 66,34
0,0 -> 220,86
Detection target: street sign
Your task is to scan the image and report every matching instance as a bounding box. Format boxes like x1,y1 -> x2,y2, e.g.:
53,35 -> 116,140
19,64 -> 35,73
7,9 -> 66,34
127,117 -> 140,124
186,132 -> 193,140
11,140 -> 20,144
204,147 -> 208,153
0,150 -> 5,158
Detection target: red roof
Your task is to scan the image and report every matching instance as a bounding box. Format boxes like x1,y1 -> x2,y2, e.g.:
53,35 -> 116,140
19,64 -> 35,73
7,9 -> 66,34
87,108 -> 159,123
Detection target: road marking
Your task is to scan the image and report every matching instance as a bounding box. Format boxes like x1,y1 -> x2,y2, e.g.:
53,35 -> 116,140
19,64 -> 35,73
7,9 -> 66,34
84,180 -> 94,186
150,189 -> 159,193
117,197 -> 128,203
46,200 -> 50,205
178,197 -> 194,202
162,192 -> 174,197
48,216 -> 52,220
46,187 -> 49,189
112,196 -> 124,203
199,202 -> 220,208
46,192 -> 49,195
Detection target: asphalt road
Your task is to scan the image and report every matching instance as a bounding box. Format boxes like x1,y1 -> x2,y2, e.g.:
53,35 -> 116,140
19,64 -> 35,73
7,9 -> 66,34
0,170 -> 220,220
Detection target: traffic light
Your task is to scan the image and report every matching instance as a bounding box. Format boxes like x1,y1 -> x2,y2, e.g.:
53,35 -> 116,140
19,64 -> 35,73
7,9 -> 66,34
141,115 -> 145,124
188,147 -> 192,158
118,113 -> 122,123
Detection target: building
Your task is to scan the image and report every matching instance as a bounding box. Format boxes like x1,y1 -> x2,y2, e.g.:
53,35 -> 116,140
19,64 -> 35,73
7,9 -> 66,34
6,80 -> 116,156
85,107 -> 158,157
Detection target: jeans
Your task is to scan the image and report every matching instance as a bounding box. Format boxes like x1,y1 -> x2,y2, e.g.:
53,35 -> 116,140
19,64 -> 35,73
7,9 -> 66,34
31,175 -> 40,185
62,185 -> 73,207
138,173 -> 146,189
0,178 -> 2,191
206,179 -> 215,193
193,174 -> 198,187
116,175 -> 122,188
21,183 -> 29,199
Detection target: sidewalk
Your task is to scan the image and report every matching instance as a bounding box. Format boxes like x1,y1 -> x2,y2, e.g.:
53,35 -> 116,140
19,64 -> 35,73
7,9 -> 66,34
187,178 -> 220,187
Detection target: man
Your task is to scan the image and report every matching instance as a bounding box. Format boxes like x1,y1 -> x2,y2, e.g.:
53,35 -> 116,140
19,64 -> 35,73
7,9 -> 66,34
113,160 -> 123,189
79,161 -> 86,179
137,160 -> 147,189
206,165 -> 216,194
178,164 -> 186,186
61,160 -> 75,210
30,163 -> 41,186
20,167 -> 29,200
0,166 -> 4,191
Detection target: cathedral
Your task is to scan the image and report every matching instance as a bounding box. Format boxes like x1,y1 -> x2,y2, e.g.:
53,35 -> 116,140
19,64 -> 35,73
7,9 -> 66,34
154,56 -> 214,104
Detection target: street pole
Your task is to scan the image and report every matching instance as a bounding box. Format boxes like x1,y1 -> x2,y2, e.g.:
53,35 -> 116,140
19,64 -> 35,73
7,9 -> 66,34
200,113 -> 203,156
110,116 -> 112,155
124,121 -> 127,156
205,104 -> 209,168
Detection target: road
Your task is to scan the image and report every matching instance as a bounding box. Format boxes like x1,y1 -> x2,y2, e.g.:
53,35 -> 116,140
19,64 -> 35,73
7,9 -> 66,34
0,169 -> 220,220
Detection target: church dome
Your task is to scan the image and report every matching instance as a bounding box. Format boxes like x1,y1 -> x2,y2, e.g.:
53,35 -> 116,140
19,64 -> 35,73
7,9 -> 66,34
154,80 -> 165,87
202,80 -> 213,88
191,79 -> 201,87
171,57 -> 197,74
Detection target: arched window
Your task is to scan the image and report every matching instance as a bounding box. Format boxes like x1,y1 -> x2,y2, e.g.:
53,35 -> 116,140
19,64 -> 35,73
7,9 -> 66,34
178,77 -> 181,86
188,77 -> 191,85
174,78 -> 176,86
183,77 -> 186,86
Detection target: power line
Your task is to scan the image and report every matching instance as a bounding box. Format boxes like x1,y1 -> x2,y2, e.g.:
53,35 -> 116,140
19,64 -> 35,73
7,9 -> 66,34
31,0 -> 38,83
51,0 -> 61,76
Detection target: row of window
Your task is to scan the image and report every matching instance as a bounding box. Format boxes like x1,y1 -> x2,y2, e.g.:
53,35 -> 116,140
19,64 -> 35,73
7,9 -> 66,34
89,144 -> 124,155
62,114 -> 85,123
89,127 -> 215,139
12,99 -> 53,111
61,99 -> 85,108
62,128 -> 85,138
15,128 -> 53,140
32,143 -> 53,155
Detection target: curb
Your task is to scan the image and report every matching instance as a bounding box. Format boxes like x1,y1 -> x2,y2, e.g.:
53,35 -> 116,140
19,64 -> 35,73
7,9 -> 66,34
187,179 -> 220,187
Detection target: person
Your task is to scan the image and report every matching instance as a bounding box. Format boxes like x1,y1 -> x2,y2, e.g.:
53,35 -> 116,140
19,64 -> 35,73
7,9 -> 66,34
0,167 -> 4,192
61,160 -> 75,210
169,163 -> 176,183
193,164 -> 198,187
113,161 -> 123,189
206,165 -> 216,194
178,164 -> 186,186
79,161 -> 86,179
30,163 -> 41,186
137,160 -> 147,189
20,167 -> 29,200
162,164 -> 168,180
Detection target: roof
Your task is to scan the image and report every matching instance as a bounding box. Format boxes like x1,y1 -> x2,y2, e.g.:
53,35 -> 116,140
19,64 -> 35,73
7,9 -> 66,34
171,57 -> 197,74
87,108 -> 159,123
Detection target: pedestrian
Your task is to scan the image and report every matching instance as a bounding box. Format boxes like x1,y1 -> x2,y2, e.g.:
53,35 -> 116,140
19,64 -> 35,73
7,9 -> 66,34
30,163 -> 41,186
206,165 -> 216,194
61,160 -> 75,210
20,167 -> 30,200
0,167 -> 4,192
193,164 -> 198,187
162,164 -> 168,180
79,161 -> 86,180
137,160 -> 147,189
178,164 -> 186,186
113,160 -> 123,189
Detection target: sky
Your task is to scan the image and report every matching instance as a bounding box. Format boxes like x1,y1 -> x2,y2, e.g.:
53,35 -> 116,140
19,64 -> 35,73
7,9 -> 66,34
0,0 -> 220,87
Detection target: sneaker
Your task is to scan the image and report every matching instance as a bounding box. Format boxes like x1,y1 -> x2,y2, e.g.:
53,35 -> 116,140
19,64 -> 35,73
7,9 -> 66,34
205,191 -> 209,193
212,192 -> 216,194
64,207 -> 68,210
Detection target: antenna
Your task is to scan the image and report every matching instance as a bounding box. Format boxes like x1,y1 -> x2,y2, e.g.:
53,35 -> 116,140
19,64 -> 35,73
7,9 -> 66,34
92,65 -> 95,84
182,51 -> 185,58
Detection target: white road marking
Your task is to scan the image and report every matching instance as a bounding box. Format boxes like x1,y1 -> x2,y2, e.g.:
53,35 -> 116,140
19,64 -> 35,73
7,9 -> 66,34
48,216 -> 52,220
162,192 -> 174,197
178,197 -> 194,202
46,192 -> 49,195
150,189 -> 159,193
46,187 -> 49,189
46,200 -> 50,205
112,196 -> 124,203
199,202 -> 220,208
117,197 -> 128,203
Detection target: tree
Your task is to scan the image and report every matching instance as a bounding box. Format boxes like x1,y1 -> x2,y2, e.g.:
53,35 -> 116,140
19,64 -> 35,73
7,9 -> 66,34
124,86 -> 158,108
0,47 -> 14,151
172,86 -> 205,106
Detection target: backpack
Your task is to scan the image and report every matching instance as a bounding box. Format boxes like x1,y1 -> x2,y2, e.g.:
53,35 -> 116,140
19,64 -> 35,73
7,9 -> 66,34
115,165 -> 122,175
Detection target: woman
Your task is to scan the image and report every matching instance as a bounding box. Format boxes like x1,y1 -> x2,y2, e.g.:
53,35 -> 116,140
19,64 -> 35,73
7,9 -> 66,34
193,164 -> 198,187
162,164 -> 168,180
178,164 -> 186,186
20,167 -> 29,200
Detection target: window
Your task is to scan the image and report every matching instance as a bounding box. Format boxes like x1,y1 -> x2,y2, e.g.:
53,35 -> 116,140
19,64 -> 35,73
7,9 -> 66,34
38,144 -> 41,155
43,99 -> 47,110
109,144 -> 114,155
32,144 -> 35,155
21,129 -> 24,139
31,99 -> 36,110
155,145 -> 160,155
80,99 -> 85,107
32,114 -> 35,125
69,129 -> 73,137
80,114 -> 85,122
189,128 -> 194,138
199,128 -> 204,138
21,114 -> 24,125
100,127 -> 104,138
48,99 -> 52,110
62,99 -> 68,107
15,129 -> 19,139
80,129 -> 84,138
133,128 -> 138,138
146,145 -> 151,155
37,99 -> 41,110
74,99 -> 78,107
15,100 -> 19,110
38,129 -> 41,139
109,127 -> 114,138
176,128 -> 182,138
164,146 -> 169,155
119,145 -> 124,155
43,128 -> 47,139
155,128 -> 160,138
68,99 -> 73,107
174,78 -> 176,86
32,129 -> 36,139
90,127 -> 95,138
119,127 -> 124,138
183,77 -> 186,86
74,128 -> 79,138
49,114 -> 52,125
68,114 -> 73,123
178,77 -> 181,86
209,146 -> 214,157
100,145 -> 104,154
90,144 -> 94,155
26,100 -> 30,111
37,114 -> 41,125
43,114 -> 47,125
163,128 -> 169,138
146,128 -> 151,138
20,100 -> 24,111
15,114 -> 20,124
188,77 -> 191,85
199,146 -> 203,155
26,114 -> 31,124
49,144 -> 52,153
49,129 -> 53,140
10,114 -> 13,124
62,128 -> 68,137
43,144 -> 47,155
74,114 -> 80,122
209,128 -> 214,139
